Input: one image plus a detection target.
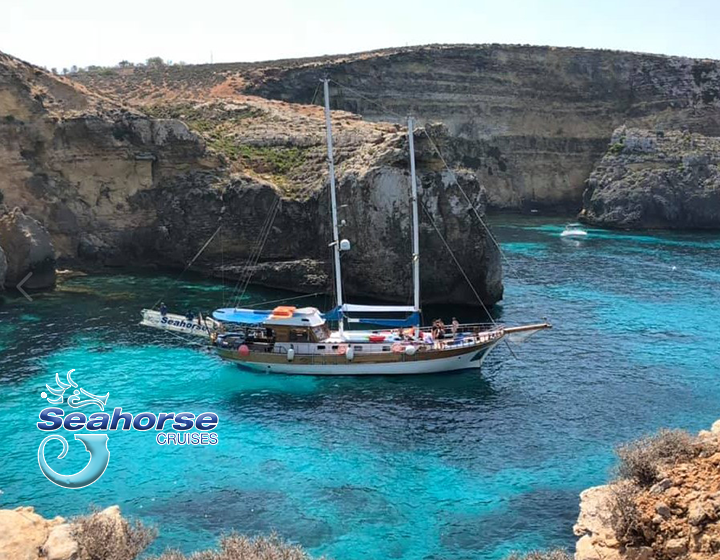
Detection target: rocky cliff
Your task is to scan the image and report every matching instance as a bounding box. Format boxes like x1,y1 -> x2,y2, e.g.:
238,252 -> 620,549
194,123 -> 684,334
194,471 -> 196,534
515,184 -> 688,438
76,44 -> 720,215
575,421 -> 720,560
0,51 -> 502,304
581,127 -> 720,229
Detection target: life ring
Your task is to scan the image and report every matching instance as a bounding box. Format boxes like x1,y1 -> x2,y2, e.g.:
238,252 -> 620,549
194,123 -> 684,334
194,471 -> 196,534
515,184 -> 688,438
336,344 -> 348,355
391,343 -> 403,353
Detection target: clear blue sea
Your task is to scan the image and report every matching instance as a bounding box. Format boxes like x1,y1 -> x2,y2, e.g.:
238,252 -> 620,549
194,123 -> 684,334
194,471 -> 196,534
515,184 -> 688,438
1,217 -> 718,560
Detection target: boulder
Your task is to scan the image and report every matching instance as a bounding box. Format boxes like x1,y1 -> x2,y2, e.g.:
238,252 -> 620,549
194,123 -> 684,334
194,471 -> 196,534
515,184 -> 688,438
0,208 -> 56,289
0,506 -> 66,560
42,523 -> 77,560
0,505 -> 131,560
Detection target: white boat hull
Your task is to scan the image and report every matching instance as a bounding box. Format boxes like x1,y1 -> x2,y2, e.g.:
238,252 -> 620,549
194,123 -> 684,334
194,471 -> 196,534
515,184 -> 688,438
218,339 -> 501,376
140,309 -> 218,338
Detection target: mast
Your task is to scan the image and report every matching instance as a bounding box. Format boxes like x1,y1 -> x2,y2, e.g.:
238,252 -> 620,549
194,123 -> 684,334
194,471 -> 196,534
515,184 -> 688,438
322,78 -> 345,334
407,116 -> 421,313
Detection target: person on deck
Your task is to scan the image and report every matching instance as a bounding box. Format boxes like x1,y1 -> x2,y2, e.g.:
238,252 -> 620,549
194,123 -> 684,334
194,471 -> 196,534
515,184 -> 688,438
160,302 -> 168,316
437,319 -> 446,339
451,317 -> 460,336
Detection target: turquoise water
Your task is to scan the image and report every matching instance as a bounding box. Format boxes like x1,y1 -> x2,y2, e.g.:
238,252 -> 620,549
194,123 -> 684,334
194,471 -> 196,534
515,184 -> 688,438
1,217 -> 719,559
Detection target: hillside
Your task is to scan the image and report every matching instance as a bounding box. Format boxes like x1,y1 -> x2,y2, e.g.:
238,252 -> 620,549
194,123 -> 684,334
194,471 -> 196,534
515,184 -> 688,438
74,44 -> 720,215
0,50 -> 502,304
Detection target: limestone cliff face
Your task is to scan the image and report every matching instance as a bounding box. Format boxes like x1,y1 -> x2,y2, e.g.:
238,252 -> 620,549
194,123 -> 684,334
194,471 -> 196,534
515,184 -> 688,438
0,208 -> 57,288
77,45 -> 720,214
0,52 -> 502,304
581,127 -> 720,229
0,52 -> 214,260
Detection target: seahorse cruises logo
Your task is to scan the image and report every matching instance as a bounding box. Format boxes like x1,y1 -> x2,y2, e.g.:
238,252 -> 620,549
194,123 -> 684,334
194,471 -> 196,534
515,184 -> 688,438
37,369 -> 219,489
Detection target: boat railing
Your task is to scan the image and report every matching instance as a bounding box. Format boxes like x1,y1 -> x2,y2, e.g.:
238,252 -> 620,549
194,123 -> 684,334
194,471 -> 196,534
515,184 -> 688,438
261,324 -> 504,359
416,322 -> 503,335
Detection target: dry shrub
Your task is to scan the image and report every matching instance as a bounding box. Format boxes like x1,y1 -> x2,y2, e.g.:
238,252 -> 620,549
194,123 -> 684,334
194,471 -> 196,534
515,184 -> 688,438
608,481 -> 647,547
504,549 -> 572,560
74,509 -> 157,560
150,533 -> 317,560
615,428 -> 696,487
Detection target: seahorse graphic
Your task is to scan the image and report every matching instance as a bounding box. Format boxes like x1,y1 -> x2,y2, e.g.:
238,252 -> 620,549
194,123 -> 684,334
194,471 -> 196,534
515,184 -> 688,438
37,434 -> 110,489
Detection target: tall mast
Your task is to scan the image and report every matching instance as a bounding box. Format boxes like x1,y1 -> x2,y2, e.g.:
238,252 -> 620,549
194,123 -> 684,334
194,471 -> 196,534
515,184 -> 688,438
407,117 -> 421,313
322,78 -> 345,334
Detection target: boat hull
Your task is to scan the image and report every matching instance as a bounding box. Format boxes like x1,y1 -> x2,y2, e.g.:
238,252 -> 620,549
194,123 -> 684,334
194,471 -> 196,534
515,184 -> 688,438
216,338 -> 502,376
140,309 -> 218,338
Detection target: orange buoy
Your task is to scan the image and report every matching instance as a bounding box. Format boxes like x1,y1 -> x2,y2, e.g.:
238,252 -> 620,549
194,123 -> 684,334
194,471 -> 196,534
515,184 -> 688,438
336,344 -> 348,355
238,344 -> 250,356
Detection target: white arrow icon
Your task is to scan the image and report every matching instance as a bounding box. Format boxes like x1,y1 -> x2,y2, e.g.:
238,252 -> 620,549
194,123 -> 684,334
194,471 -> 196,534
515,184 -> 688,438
17,272 -> 33,302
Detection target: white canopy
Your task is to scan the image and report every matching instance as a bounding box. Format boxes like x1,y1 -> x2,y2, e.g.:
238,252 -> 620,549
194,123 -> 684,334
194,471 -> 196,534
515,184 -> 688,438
340,304 -> 416,313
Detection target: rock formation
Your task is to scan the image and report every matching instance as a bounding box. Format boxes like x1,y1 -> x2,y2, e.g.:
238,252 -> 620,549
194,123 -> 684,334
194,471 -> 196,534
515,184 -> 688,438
0,208 -> 57,288
574,420 -> 720,560
581,128 -> 720,229
0,51 -> 502,304
75,44 -> 720,216
0,244 -> 7,289
0,505 -> 144,560
0,506 -> 74,560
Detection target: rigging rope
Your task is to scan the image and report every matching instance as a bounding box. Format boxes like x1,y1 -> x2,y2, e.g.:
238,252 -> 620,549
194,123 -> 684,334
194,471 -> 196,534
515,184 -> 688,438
151,223 -> 223,309
420,200 -> 518,359
328,78 -> 513,267
244,291 -> 325,308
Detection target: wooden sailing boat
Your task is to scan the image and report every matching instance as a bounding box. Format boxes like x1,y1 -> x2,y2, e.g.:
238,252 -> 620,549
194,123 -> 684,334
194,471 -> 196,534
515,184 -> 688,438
203,79 -> 550,375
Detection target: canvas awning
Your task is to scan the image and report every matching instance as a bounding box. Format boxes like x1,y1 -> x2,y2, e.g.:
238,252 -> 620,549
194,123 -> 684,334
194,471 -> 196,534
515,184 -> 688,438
212,308 -> 273,324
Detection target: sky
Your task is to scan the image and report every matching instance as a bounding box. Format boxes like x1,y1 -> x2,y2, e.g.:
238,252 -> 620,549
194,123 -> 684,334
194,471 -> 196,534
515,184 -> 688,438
2,0 -> 718,70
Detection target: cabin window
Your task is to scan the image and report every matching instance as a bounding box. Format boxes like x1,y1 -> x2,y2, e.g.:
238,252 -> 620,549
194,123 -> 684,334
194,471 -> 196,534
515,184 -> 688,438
382,346 -> 391,352
289,329 -> 309,342
331,345 -> 338,350
317,345 -> 326,350
354,346 -> 362,351
312,325 -> 330,341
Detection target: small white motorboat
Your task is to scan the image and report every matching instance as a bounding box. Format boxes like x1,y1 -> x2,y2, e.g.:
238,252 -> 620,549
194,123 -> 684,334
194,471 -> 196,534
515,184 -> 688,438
560,223 -> 588,238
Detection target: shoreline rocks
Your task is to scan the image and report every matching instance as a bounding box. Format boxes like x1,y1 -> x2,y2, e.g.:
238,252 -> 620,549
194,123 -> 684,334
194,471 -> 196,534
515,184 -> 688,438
0,208 -> 56,289
575,420 -> 720,560
581,128 -> 720,229
0,505 -> 131,560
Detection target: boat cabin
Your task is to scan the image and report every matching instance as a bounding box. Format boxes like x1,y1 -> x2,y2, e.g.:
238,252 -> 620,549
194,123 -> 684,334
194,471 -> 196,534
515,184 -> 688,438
261,306 -> 330,343
212,306 -> 330,346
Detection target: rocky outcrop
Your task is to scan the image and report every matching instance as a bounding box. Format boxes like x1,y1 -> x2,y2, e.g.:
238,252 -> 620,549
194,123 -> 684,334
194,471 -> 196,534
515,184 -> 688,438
0,207 -> 56,288
76,45 -> 720,213
575,421 -> 720,560
0,51 -> 502,305
0,506 -> 72,560
0,244 -> 7,288
0,505 -> 143,560
581,128 -> 720,229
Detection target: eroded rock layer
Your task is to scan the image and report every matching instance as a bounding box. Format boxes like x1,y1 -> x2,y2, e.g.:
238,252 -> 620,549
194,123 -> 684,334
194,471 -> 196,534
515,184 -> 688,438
581,127 -> 720,229
76,44 -> 720,214
0,51 -> 502,304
